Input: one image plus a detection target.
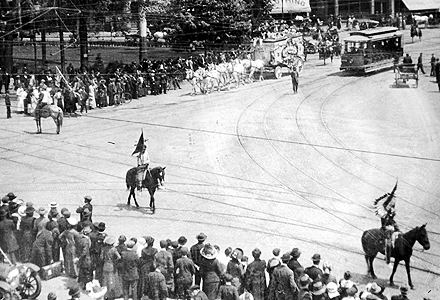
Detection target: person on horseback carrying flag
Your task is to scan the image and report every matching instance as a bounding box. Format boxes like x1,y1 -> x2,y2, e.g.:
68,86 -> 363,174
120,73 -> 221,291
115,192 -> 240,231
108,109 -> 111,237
132,131 -> 163,192
373,180 -> 400,265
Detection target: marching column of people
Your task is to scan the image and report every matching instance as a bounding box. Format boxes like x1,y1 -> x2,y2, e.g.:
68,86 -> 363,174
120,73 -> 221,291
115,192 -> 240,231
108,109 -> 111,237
0,191 -> 418,300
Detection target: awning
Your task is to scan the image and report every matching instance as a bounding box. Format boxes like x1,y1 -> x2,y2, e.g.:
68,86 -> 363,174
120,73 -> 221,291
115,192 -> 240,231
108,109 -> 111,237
270,0 -> 311,14
401,0 -> 440,11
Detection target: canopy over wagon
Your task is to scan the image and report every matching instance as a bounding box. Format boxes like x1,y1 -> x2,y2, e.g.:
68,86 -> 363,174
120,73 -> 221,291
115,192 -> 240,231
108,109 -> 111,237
251,35 -> 305,79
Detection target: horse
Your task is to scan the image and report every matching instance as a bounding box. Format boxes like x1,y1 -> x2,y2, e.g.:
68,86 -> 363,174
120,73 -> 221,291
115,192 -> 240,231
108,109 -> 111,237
361,224 -> 430,289
34,105 -> 64,134
125,166 -> 166,210
242,58 -> 265,82
413,15 -> 429,28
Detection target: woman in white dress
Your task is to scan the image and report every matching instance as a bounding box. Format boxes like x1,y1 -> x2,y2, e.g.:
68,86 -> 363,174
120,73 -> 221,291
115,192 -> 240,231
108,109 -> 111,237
88,79 -> 97,109
16,84 -> 27,114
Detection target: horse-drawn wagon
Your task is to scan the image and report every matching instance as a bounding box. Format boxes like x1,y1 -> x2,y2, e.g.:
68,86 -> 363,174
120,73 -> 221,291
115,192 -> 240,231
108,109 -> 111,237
251,35 -> 305,79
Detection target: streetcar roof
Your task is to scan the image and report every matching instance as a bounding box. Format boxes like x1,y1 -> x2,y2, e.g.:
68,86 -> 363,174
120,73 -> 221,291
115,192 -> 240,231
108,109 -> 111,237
344,35 -> 370,43
349,26 -> 400,37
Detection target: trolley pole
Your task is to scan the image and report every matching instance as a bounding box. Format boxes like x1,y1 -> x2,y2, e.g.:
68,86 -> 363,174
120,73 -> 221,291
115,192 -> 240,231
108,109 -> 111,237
57,0 -> 65,74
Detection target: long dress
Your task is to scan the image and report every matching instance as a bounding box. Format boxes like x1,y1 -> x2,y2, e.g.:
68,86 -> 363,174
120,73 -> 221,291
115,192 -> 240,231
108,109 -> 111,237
16,87 -> 26,113
59,228 -> 80,278
88,83 -> 97,108
245,259 -> 267,300
101,245 -> 123,300
19,215 -> 35,262
200,257 -> 224,300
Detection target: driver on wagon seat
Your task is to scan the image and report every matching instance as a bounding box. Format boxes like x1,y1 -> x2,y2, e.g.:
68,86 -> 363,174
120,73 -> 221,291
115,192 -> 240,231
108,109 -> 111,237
373,181 -> 400,265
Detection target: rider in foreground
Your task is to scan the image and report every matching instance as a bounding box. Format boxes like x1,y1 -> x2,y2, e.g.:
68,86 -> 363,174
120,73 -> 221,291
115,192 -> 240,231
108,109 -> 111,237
374,181 -> 400,265
134,135 -> 163,192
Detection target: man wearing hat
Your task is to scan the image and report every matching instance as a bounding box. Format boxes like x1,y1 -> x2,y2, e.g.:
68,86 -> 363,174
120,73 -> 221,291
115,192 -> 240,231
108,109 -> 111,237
269,253 -> 299,300
68,285 -> 81,300
298,274 -> 312,300
227,248 -> 245,294
19,205 -> 36,262
77,208 -> 93,233
155,240 -> 174,295
48,202 -> 61,219
34,207 -> 48,233
0,207 -> 20,263
190,233 -> 207,286
175,235 -> 189,262
390,286 -> 409,300
189,285 -> 208,300
77,226 -> 93,289
31,219 -> 53,267
245,248 -> 266,300
287,248 -> 303,283
140,236 -> 158,293
218,274 -> 240,300
83,196 -> 93,222
120,240 -> 140,300
89,222 -> 107,283
59,217 -> 80,278
304,254 -> 323,282
175,246 -> 196,299
57,209 -> 70,234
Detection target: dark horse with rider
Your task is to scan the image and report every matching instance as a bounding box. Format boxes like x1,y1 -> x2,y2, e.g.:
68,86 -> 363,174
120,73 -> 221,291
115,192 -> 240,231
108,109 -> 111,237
125,132 -> 165,211
361,181 -> 430,289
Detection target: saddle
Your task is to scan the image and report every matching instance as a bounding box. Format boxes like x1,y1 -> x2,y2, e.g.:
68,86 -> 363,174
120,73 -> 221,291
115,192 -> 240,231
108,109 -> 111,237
36,105 -> 52,118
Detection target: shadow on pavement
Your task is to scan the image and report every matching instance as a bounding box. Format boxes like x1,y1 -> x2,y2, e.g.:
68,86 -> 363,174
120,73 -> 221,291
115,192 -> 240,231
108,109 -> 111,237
116,203 -> 155,215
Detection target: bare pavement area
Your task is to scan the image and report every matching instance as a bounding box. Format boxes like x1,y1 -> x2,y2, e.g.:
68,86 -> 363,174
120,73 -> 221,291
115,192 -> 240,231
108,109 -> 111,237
1,28 -> 440,300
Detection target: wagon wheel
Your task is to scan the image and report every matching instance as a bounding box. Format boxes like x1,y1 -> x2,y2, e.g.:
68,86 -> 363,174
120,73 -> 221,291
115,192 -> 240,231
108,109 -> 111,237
274,66 -> 282,79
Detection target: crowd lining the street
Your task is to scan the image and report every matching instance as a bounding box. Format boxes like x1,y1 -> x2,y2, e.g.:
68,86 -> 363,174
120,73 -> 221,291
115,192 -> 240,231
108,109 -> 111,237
0,192 -> 424,300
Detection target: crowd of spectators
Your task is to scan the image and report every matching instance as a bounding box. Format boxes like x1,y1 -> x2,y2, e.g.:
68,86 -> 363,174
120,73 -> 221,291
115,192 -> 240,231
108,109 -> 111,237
0,191 -> 420,300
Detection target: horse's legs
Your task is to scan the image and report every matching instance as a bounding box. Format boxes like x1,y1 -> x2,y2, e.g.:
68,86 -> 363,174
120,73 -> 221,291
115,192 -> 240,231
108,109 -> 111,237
369,256 -> 377,279
389,259 -> 400,286
365,255 -> 371,276
404,259 -> 414,289
149,195 -> 155,209
127,186 -> 133,205
132,190 -> 140,208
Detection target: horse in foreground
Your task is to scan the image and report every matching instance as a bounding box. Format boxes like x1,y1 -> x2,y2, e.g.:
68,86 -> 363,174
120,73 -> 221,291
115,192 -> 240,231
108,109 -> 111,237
125,166 -> 166,210
34,105 -> 64,134
361,224 -> 430,289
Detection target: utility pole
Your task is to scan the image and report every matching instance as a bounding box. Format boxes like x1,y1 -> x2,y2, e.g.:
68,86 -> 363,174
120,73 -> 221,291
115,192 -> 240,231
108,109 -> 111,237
138,0 -> 148,62
57,0 -> 65,74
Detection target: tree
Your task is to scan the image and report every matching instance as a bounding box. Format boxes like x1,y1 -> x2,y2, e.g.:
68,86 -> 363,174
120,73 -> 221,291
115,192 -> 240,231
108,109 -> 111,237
166,0 -> 253,44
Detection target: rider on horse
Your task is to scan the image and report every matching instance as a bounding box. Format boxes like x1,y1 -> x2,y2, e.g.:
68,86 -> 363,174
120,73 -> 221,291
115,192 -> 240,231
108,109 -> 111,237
374,181 -> 400,265
135,139 -> 163,192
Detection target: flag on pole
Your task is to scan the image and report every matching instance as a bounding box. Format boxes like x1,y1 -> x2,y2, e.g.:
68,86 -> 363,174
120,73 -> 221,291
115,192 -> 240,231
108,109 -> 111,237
132,131 -> 145,156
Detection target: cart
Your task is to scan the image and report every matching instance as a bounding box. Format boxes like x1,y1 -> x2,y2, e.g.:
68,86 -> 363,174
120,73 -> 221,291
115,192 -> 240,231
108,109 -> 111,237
395,64 -> 418,87
252,35 -> 305,79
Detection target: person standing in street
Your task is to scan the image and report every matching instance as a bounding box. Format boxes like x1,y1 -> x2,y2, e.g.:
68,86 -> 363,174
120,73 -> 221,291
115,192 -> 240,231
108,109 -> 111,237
0,208 -> 20,263
290,66 -> 299,94
4,91 -> 11,118
435,58 -> 440,91
417,53 -> 425,74
190,233 -> 207,286
430,54 -> 436,76
121,240 -> 140,300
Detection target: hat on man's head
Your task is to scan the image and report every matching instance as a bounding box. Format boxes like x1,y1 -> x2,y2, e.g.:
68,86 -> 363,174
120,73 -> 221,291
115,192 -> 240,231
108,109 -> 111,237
144,236 -> 154,246
200,243 -> 218,259
26,202 -> 33,208
60,208 -> 68,215
1,196 -> 9,203
231,248 -> 244,261
196,232 -> 207,242
84,195 -> 92,202
49,201 -> 59,208
178,236 -> 187,245
160,240 -> 168,249
291,248 -> 301,258
171,240 -> 178,248
68,285 -> 81,296
97,222 -> 106,232
281,253 -> 292,263
7,192 -> 17,200
18,206 -> 26,217
311,253 -> 321,261
312,282 -> 326,295
66,217 -> 78,226
268,258 -> 280,268
252,248 -> 262,258
344,270 -> 352,280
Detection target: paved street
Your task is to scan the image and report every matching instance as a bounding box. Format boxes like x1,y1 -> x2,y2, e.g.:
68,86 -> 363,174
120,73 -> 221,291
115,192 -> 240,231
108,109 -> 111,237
1,28 -> 440,299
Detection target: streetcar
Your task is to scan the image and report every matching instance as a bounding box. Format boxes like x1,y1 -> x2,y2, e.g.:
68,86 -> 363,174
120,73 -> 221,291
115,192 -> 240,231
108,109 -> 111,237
340,27 -> 403,73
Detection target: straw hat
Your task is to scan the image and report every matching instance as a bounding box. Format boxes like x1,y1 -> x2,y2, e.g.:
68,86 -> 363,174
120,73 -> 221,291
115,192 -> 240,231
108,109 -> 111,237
200,243 -> 218,259
86,280 -> 107,299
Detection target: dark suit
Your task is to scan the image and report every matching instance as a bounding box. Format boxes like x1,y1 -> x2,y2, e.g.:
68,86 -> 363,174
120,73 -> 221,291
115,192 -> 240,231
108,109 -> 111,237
175,256 -> 196,298
304,265 -> 323,282
121,249 -> 140,300
190,242 -> 204,285
269,264 -> 298,300
0,217 -> 19,263
144,270 -> 168,300
200,258 -> 224,300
